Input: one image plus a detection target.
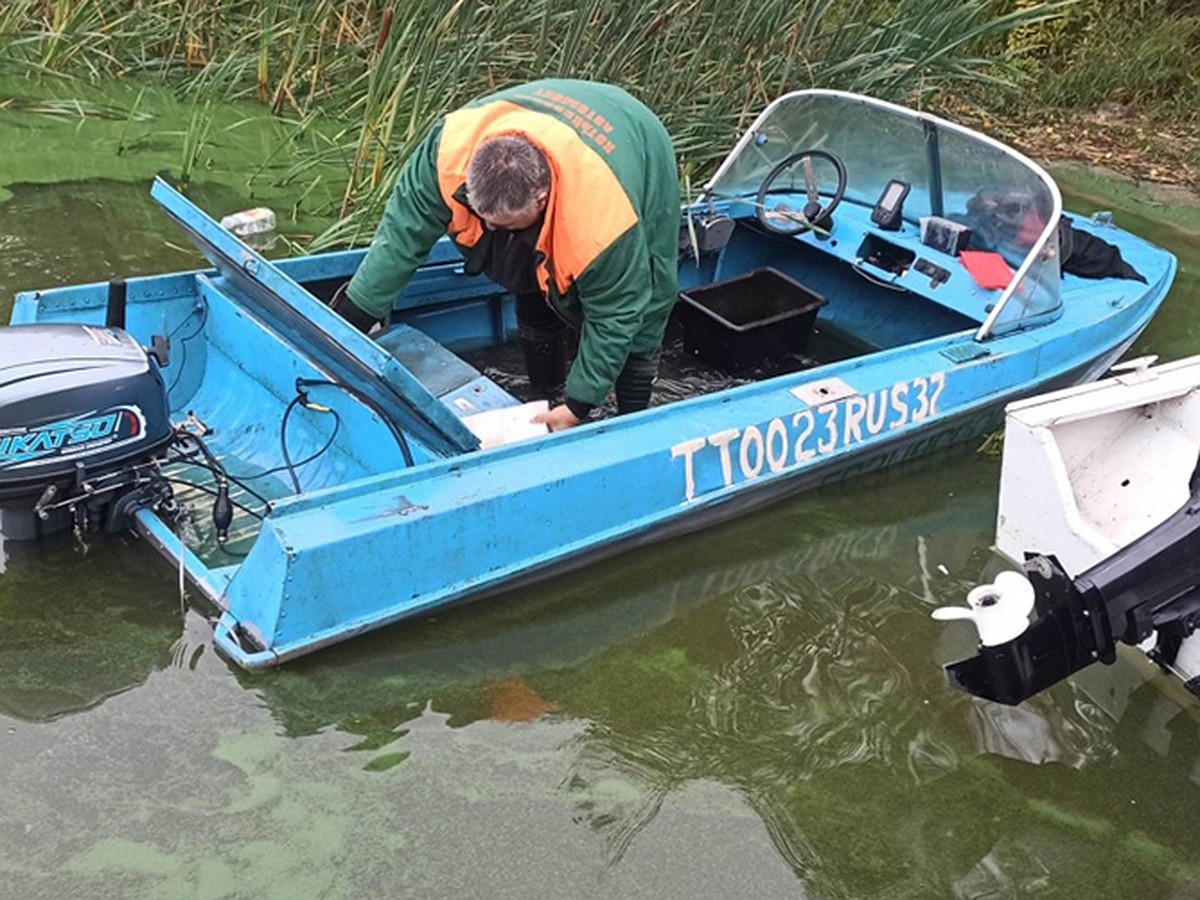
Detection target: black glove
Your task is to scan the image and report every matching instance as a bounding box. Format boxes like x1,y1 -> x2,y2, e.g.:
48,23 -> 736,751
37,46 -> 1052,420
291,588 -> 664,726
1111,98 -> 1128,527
329,284 -> 381,334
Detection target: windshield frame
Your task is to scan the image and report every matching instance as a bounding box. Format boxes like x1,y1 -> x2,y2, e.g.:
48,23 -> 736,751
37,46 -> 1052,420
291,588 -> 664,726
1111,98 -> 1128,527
703,90 -> 1063,341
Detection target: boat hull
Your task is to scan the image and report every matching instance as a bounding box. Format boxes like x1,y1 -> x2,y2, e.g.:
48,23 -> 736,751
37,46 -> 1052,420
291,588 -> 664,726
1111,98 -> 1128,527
209,301 -> 1163,669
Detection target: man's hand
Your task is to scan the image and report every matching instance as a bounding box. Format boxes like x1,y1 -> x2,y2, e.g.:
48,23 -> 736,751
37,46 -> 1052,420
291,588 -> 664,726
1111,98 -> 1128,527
329,284 -> 382,334
533,404 -> 582,432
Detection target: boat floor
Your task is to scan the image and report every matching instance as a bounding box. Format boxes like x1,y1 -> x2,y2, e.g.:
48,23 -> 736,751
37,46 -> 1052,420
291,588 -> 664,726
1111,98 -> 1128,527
459,314 -> 865,414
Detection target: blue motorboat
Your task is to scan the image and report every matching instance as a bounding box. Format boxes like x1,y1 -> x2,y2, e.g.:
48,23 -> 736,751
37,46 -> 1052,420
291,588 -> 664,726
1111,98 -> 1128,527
0,91 -> 1177,670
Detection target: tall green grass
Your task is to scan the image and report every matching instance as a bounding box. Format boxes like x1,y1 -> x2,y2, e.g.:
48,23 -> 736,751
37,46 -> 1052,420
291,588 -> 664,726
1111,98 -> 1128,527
1,0 -> 1070,249
1013,0 -> 1200,114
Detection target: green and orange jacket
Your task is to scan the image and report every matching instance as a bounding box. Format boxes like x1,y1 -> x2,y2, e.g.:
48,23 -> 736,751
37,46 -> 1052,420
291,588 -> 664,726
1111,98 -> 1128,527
346,79 -> 679,410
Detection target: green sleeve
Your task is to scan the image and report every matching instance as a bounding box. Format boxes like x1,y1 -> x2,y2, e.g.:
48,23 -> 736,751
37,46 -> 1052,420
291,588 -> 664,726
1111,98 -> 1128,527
346,122 -> 452,320
565,225 -> 652,408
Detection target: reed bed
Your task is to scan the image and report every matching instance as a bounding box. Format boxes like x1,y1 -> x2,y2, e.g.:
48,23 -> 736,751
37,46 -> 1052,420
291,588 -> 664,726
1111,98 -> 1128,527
1,0 -> 1061,248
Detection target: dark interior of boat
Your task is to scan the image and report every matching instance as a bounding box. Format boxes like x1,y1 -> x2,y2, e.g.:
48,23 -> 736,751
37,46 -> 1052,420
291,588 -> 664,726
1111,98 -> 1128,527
296,206 -> 983,419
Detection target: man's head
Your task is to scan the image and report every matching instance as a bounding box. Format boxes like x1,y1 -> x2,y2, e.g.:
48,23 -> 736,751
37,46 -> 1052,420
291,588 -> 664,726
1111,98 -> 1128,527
466,135 -> 550,231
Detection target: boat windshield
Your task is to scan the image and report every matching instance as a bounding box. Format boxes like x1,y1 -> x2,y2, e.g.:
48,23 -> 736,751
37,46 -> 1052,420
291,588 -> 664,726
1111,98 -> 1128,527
705,91 -> 1062,339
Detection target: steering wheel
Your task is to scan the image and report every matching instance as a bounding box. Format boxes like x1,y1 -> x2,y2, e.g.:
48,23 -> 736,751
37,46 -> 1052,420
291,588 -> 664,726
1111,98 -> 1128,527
755,149 -> 847,235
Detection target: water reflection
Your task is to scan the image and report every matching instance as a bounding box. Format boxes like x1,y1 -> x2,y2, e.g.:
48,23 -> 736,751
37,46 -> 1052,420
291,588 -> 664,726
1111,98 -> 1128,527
520,460 -> 1198,896
0,530 -> 182,722
0,180 -> 202,313
215,453 -> 1200,895
535,466 -> 994,889
235,457 -> 1016,887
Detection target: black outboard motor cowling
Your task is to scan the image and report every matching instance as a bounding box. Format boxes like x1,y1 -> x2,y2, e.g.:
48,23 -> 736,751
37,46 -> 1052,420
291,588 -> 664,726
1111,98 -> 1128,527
0,324 -> 173,537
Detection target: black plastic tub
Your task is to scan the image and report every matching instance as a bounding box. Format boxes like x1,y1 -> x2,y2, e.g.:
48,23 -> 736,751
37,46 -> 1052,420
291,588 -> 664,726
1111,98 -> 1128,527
678,268 -> 828,372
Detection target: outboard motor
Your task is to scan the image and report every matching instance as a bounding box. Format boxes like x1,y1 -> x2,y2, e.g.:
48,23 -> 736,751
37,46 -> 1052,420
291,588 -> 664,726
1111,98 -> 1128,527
0,323 -> 175,539
934,462 -> 1200,704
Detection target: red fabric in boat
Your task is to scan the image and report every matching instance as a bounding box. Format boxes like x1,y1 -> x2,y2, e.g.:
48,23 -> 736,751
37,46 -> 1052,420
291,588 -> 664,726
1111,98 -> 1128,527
959,250 -> 1014,290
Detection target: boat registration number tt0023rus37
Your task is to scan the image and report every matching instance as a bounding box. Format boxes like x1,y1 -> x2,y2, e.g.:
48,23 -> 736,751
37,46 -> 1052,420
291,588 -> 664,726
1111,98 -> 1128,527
671,372 -> 948,503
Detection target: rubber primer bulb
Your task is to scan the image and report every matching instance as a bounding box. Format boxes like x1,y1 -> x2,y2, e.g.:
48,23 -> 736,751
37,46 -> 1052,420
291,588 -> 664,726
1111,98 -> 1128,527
213,480 -> 233,544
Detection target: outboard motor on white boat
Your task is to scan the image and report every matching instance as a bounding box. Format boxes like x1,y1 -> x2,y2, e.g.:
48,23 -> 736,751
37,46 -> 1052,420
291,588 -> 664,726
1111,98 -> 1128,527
935,461 -> 1200,704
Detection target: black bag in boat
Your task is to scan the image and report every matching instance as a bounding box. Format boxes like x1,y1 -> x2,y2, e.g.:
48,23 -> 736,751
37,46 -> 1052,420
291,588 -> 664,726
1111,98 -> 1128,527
1057,216 -> 1146,283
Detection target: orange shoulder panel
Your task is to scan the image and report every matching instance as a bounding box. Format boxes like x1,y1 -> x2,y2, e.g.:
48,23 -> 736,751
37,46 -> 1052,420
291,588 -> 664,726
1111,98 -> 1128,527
437,101 -> 638,293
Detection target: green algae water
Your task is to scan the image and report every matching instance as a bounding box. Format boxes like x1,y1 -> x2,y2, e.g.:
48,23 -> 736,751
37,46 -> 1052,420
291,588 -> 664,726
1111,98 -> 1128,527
2,99 -> 1200,898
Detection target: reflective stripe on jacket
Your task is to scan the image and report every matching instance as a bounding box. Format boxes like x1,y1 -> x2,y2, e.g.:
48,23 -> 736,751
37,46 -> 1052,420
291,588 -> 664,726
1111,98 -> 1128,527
347,79 -> 679,408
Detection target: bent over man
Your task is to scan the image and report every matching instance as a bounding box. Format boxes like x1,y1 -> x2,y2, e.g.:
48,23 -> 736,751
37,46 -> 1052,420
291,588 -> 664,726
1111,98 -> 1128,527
336,79 -> 679,431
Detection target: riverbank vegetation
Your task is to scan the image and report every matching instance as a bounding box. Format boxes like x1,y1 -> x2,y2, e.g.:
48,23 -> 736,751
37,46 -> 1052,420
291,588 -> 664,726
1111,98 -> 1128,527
954,0 -> 1200,191
2,0 -> 1197,247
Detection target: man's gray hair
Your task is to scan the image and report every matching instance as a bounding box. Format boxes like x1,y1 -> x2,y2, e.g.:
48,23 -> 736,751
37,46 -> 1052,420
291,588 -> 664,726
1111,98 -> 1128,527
466,136 -> 551,218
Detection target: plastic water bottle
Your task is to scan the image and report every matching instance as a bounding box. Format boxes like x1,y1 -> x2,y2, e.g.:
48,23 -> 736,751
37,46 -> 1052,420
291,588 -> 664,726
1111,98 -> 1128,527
219,207 -> 276,237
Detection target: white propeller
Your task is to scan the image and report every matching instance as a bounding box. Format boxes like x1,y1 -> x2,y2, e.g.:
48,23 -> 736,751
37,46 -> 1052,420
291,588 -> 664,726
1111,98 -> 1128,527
932,570 -> 1035,646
